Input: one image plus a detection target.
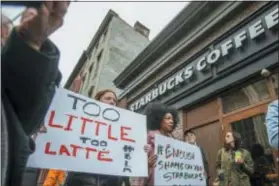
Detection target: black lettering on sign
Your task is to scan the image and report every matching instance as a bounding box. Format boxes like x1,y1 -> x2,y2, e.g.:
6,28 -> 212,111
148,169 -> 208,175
80,136 -> 90,144
68,94 -> 86,110
68,93 -> 121,122
102,108 -> 120,122
162,171 -> 204,182
164,144 -> 195,160
91,139 -> 99,146
157,144 -> 164,155
122,145 -> 135,173
79,136 -> 108,147
83,102 -> 101,117
163,172 -> 173,182
125,153 -> 131,160
159,160 -> 194,171
100,141 -> 107,147
158,160 -> 163,170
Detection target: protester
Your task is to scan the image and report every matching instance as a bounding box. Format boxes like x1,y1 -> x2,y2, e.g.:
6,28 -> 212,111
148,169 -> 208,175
1,13 -> 13,47
250,144 -> 274,186
18,7 -> 62,186
43,170 -> 66,186
214,131 -> 254,186
131,102 -> 179,186
184,129 -> 209,186
65,89 -> 130,186
1,1 -> 70,186
266,99 -> 278,149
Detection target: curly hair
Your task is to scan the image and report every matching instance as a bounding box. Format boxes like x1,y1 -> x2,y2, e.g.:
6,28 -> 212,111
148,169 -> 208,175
144,102 -> 179,131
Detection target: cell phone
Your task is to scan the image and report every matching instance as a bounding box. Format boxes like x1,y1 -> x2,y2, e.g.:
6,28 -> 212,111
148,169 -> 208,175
1,1 -> 43,9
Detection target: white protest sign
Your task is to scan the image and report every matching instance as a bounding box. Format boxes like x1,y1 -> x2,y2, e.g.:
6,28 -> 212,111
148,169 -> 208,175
27,88 -> 148,177
154,134 -> 206,186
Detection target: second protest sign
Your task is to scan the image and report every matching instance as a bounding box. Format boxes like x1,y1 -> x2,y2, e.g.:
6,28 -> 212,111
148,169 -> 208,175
154,134 -> 206,186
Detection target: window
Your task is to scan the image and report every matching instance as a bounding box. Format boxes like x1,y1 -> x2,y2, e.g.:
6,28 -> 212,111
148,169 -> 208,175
103,28 -> 108,39
89,64 -> 93,73
231,114 -> 274,163
88,86 -> 94,98
97,50 -> 103,62
222,79 -> 270,113
271,72 -> 278,95
82,73 -> 87,83
95,42 -> 99,51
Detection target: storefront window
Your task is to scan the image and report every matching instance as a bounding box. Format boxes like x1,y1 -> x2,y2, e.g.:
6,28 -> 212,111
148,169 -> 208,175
222,79 -> 270,113
231,114 -> 274,167
231,114 -> 271,153
271,72 -> 278,95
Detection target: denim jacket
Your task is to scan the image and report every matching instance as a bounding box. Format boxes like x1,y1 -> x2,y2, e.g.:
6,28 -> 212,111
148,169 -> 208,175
266,100 -> 278,149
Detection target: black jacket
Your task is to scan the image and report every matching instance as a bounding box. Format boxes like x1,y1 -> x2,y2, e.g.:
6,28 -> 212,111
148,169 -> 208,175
1,29 -> 61,186
199,146 -> 209,177
65,172 -> 130,186
194,144 -> 209,186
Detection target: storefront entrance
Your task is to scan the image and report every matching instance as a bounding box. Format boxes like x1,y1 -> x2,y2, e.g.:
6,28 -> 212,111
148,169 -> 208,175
183,70 -> 278,186
222,71 -> 278,178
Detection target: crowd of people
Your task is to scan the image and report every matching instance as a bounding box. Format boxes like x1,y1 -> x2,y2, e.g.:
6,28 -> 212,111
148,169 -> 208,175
1,1 -> 278,186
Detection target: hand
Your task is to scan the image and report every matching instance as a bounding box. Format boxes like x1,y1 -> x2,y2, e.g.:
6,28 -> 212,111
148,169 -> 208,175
16,1 -> 70,50
32,125 -> 47,140
38,125 -> 47,133
144,144 -> 152,153
235,159 -> 244,164
203,171 -> 207,178
148,154 -> 157,168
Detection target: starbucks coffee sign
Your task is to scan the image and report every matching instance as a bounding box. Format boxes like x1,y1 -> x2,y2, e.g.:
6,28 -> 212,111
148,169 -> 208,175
129,6 -> 278,112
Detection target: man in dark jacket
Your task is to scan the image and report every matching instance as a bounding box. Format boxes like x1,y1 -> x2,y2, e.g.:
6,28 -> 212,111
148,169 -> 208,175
184,130 -> 209,186
1,2 -> 69,186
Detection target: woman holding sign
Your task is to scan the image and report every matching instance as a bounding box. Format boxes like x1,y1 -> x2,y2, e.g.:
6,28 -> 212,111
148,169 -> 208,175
65,89 -> 130,186
214,131 -> 254,186
131,102 -> 179,186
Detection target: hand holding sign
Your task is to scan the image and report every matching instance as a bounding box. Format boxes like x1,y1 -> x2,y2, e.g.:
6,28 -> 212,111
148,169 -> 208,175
32,125 -> 47,140
144,144 -> 152,153
148,154 -> 158,168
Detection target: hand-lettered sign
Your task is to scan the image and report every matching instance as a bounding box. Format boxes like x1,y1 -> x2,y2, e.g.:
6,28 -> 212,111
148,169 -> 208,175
154,134 -> 206,186
27,88 -> 148,177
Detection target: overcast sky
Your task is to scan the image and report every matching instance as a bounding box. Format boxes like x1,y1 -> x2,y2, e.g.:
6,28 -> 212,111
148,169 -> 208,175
3,2 -> 189,86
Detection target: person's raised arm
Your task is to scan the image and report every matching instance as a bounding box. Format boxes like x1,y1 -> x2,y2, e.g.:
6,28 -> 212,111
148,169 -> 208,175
2,1 -> 70,135
266,100 -> 279,149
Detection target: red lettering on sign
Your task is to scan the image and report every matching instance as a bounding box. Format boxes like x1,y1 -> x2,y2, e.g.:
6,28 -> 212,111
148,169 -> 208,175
48,110 -> 63,129
85,147 -> 97,159
59,144 -> 71,156
120,126 -> 135,143
80,117 -> 93,135
98,150 -> 113,162
44,142 -> 114,162
108,125 -> 118,141
44,142 -> 57,155
70,144 -> 84,157
64,114 -> 78,131
94,120 -> 107,136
